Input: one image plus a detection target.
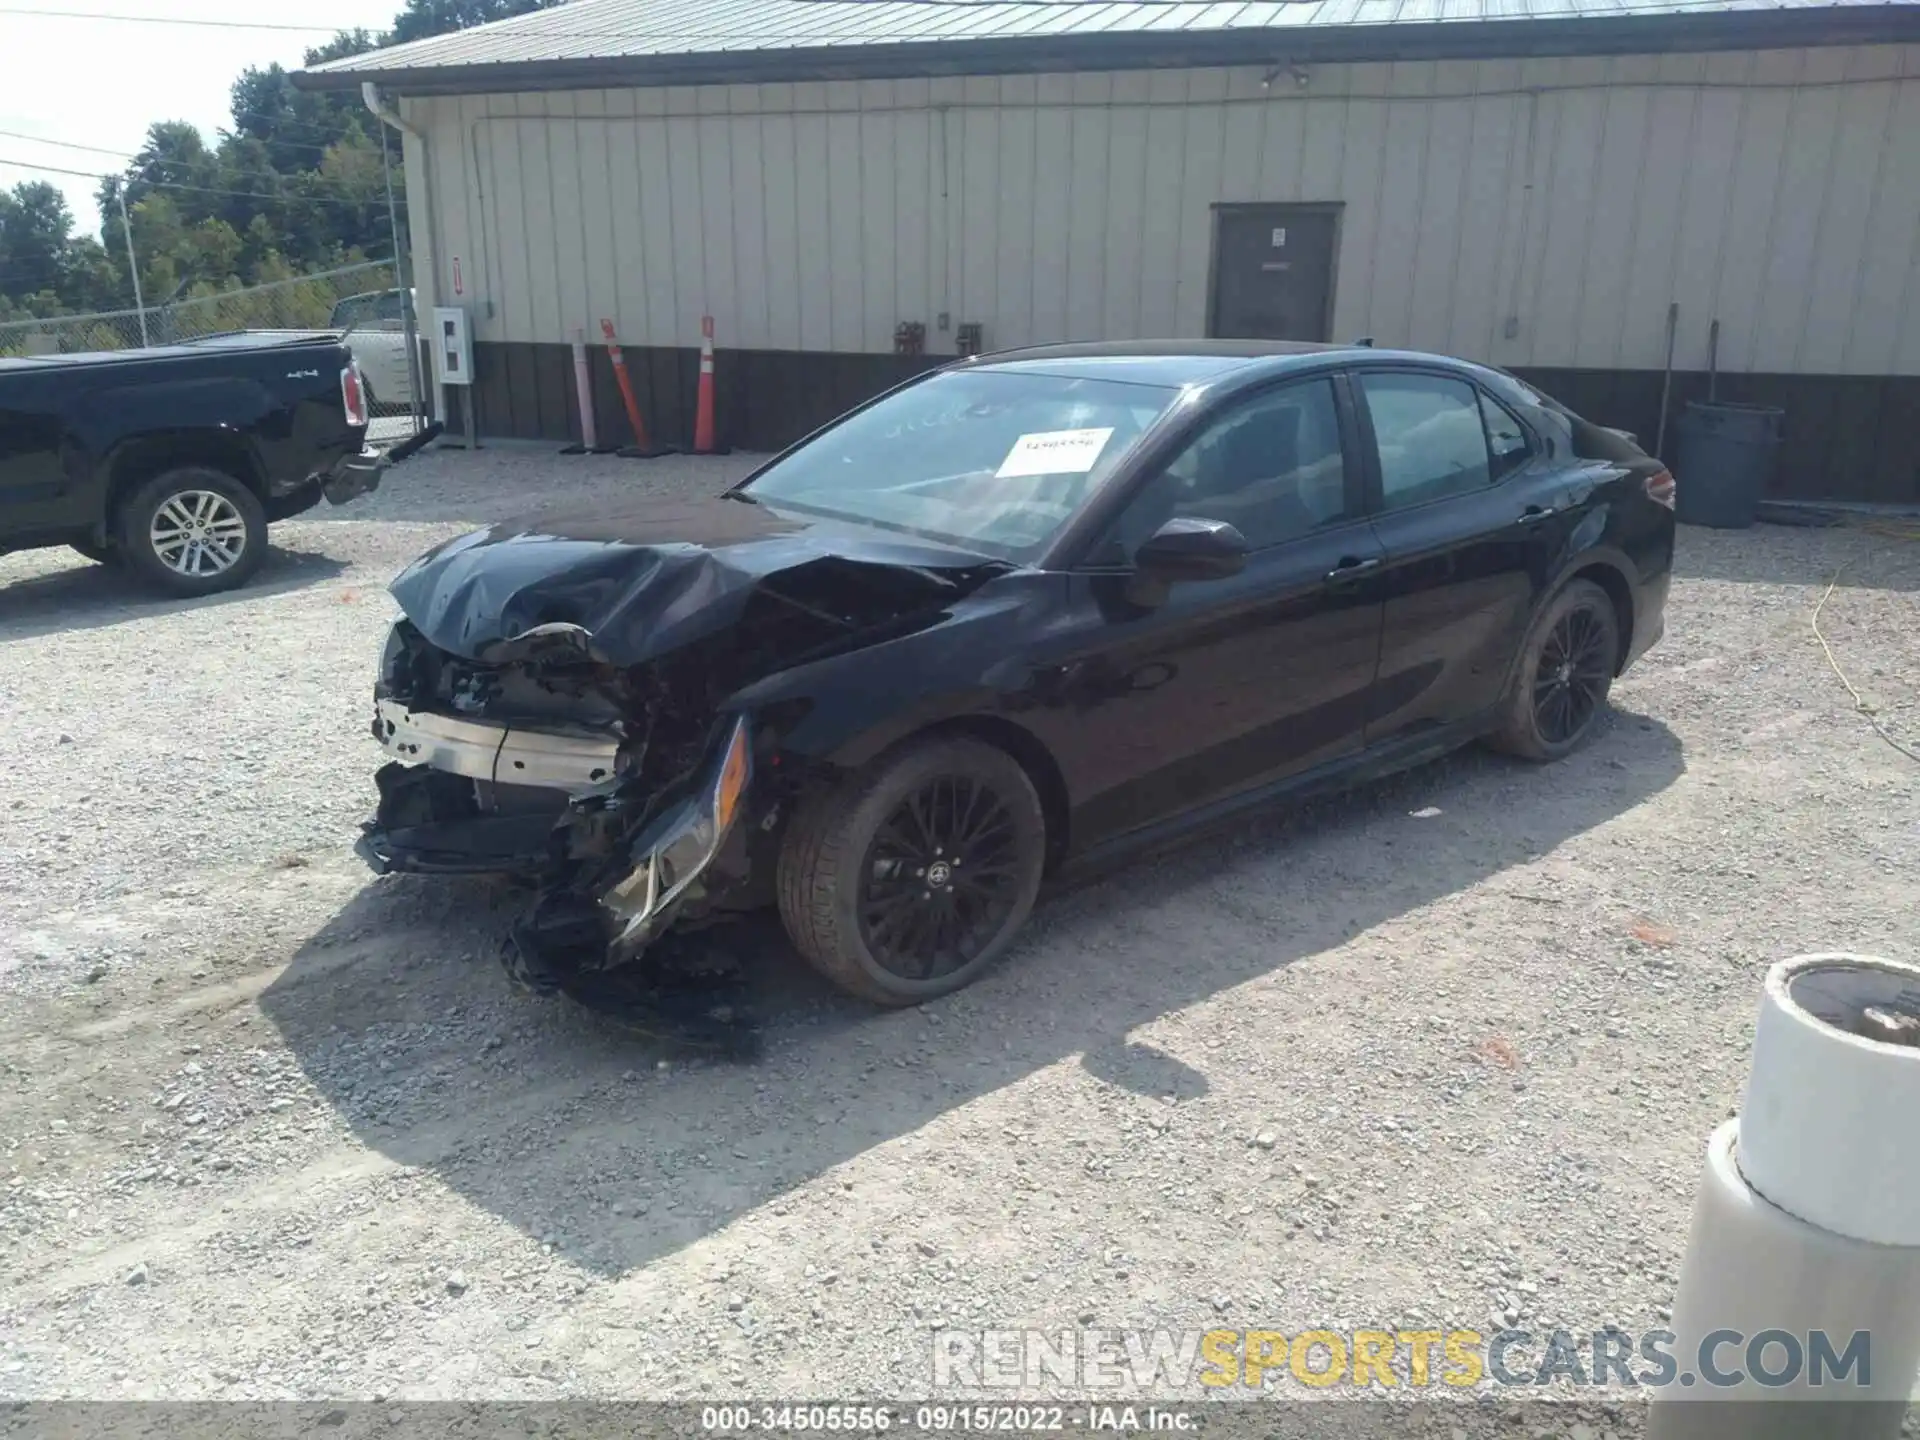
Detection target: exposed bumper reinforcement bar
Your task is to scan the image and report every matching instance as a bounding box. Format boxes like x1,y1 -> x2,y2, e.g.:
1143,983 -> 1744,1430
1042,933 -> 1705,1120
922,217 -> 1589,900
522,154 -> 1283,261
371,697 -> 621,794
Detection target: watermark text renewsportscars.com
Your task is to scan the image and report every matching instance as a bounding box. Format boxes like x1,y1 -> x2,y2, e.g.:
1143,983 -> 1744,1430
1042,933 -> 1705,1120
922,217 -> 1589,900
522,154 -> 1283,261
931,1327 -> 1872,1392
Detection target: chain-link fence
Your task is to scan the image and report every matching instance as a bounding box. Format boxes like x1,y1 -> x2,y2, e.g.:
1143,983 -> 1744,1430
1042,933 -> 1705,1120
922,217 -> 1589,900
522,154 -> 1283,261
0,260 -> 427,436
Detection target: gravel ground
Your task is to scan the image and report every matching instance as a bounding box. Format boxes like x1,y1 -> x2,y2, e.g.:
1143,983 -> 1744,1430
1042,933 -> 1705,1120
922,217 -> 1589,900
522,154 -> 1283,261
1,445 -> 1915,1422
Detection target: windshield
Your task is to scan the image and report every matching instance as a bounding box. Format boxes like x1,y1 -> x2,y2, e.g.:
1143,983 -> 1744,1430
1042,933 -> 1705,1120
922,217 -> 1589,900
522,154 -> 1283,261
330,290 -> 406,330
740,369 -> 1180,561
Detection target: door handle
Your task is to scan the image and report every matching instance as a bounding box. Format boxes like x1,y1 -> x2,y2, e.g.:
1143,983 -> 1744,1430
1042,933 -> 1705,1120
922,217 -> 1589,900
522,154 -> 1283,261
1516,504 -> 1558,524
1324,555 -> 1382,584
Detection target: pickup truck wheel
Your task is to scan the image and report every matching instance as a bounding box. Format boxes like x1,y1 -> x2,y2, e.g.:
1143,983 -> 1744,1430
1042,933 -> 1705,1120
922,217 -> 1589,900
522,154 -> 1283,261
117,467 -> 267,597
777,737 -> 1046,1006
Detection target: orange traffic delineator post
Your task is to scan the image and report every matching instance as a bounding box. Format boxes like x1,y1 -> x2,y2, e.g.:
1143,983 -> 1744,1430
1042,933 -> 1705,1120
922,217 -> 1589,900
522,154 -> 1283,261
691,315 -> 730,456
600,318 -> 674,459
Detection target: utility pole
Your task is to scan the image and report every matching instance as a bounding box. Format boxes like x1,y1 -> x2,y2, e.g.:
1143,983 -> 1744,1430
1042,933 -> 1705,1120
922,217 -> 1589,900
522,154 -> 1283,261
115,186 -> 148,348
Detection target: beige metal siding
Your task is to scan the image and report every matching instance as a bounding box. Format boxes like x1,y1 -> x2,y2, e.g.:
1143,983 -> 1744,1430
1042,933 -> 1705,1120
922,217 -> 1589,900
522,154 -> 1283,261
407,43 -> 1920,374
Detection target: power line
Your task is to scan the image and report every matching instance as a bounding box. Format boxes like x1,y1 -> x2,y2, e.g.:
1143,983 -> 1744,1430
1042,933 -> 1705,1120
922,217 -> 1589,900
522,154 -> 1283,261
0,124 -> 372,164
0,156 -> 404,210
0,130 -> 132,159
0,6 -> 339,30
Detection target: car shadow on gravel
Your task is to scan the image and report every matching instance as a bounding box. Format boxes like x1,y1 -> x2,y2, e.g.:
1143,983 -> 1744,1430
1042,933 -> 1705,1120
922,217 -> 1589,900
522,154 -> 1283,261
259,708 -> 1683,1278
0,544 -> 347,641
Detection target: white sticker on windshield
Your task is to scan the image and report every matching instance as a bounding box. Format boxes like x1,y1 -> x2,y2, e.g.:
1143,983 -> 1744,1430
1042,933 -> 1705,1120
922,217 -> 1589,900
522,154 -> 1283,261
995,427 -> 1115,479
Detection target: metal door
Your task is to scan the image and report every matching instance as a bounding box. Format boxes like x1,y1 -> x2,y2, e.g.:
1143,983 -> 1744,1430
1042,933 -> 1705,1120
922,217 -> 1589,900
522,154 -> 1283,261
1207,205 -> 1341,342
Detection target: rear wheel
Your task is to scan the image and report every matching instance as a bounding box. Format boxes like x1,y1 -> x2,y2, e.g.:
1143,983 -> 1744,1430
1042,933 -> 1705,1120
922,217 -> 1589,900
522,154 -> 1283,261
777,737 -> 1047,1006
116,465 -> 268,598
1488,579 -> 1620,760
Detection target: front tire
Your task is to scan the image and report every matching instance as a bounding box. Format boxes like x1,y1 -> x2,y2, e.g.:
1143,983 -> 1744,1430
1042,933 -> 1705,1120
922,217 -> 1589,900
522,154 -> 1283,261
1488,578 -> 1621,761
116,466 -> 268,598
777,737 -> 1047,1006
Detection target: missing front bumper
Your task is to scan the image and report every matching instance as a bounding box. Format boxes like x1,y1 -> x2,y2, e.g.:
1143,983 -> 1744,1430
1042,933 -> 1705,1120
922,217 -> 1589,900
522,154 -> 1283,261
356,712 -> 755,976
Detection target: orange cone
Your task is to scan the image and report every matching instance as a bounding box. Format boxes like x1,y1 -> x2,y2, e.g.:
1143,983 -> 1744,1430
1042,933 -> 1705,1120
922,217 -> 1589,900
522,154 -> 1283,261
601,318 -> 673,459
692,316 -> 728,455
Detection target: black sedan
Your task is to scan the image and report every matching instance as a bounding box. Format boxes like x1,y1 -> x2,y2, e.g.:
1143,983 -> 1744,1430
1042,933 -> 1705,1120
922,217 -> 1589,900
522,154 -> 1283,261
358,341 -> 1674,1005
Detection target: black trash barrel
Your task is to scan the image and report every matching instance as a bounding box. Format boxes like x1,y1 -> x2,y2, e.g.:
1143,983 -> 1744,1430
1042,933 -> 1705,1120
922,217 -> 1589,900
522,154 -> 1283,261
1672,400 -> 1783,529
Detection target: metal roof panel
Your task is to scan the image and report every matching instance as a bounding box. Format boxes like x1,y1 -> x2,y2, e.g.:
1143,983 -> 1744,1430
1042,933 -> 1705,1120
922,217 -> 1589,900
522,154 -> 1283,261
302,0 -> 1920,83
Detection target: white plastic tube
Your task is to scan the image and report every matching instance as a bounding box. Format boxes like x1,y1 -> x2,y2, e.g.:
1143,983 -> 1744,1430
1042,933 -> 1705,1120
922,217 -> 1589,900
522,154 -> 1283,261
1739,955 -> 1920,1247
570,328 -> 598,452
1650,954 -> 1920,1440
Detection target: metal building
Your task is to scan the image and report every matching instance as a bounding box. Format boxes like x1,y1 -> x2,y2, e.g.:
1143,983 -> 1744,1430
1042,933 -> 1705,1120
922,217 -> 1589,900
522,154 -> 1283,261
300,0 -> 1920,503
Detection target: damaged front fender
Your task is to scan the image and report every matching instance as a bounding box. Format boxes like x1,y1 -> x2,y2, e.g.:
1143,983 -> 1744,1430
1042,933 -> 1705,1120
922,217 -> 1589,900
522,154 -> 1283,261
358,705 -> 758,992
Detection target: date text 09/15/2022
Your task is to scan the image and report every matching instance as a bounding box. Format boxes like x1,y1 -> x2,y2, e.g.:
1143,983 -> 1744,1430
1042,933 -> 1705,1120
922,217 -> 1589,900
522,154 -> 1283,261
701,1405 -> 1196,1432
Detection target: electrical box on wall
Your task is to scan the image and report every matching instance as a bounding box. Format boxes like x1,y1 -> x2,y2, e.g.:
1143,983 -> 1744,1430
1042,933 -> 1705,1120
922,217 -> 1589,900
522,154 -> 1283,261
432,306 -> 472,387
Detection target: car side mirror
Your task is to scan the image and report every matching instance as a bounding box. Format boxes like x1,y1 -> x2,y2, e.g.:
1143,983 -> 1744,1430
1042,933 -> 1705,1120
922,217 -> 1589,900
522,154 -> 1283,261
1134,516 -> 1249,583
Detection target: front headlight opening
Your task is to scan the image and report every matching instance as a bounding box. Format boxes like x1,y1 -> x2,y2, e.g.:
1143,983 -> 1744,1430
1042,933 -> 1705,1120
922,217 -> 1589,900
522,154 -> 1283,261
607,716 -> 754,940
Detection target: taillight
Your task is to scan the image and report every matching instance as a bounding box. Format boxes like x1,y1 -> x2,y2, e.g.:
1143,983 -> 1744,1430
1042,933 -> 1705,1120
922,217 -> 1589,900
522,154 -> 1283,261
1645,468 -> 1676,510
341,361 -> 368,428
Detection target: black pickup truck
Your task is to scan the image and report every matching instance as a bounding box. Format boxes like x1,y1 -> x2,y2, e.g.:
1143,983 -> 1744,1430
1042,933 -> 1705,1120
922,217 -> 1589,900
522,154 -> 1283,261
0,333 -> 431,597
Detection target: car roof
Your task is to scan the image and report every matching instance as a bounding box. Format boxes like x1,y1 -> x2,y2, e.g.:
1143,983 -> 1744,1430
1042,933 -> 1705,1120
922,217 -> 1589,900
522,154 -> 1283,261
961,339 -> 1476,390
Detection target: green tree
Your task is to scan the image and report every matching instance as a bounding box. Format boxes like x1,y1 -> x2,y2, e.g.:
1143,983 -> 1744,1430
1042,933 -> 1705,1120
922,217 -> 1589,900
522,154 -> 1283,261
305,29 -> 379,66
0,4 -> 530,318
230,30 -> 378,177
125,121 -> 220,208
0,182 -> 76,299
56,235 -> 122,313
388,0 -> 560,44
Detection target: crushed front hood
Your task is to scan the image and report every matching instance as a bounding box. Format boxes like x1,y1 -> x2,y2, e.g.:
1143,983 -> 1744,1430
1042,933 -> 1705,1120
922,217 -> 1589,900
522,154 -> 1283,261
389,492 -> 1012,668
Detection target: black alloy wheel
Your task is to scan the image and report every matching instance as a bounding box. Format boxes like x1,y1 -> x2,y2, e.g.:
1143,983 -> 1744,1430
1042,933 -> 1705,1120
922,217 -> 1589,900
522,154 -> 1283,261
1488,578 -> 1621,761
858,775 -> 1024,982
1533,603 -> 1614,746
777,736 -> 1047,1006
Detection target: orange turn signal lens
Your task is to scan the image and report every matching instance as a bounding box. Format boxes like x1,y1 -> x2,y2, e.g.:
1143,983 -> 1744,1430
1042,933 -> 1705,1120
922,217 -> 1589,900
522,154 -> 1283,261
712,719 -> 751,834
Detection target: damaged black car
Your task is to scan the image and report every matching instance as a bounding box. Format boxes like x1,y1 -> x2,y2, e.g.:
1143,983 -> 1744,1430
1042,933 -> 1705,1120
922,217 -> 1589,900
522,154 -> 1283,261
357,341 -> 1674,1005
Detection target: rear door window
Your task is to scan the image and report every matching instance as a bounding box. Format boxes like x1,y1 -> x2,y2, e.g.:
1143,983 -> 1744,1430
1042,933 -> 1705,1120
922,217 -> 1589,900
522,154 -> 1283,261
1480,391 -> 1533,481
1359,372 -> 1492,512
